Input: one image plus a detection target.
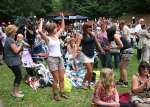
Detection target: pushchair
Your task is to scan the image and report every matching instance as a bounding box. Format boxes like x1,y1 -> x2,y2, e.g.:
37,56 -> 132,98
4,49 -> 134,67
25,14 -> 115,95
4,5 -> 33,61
25,41 -> 53,90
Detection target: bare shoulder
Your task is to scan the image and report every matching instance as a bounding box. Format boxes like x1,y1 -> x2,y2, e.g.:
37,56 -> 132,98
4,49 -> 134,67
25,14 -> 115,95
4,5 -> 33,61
95,81 -> 102,88
91,32 -> 96,37
54,33 -> 59,39
132,74 -> 138,81
114,34 -> 121,38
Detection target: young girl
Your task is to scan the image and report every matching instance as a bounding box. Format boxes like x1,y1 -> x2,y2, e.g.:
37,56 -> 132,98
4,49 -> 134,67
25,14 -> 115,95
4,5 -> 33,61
92,68 -> 120,107
67,38 -> 78,71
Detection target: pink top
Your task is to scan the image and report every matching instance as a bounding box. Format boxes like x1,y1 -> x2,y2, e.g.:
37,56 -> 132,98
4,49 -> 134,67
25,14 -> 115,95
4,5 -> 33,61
93,83 -> 116,103
97,31 -> 107,43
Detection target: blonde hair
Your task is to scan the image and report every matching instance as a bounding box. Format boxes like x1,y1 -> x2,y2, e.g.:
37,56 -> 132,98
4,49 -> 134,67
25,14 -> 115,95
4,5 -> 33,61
45,22 -> 57,33
17,33 -> 24,40
68,38 -> 75,44
100,68 -> 114,95
5,25 -> 18,37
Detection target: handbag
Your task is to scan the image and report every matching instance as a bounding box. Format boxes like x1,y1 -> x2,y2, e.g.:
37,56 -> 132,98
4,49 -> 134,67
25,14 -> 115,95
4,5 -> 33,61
110,41 -> 120,53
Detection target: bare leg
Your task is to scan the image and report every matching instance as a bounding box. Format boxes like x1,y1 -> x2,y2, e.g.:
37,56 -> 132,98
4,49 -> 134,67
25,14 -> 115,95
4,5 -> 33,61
119,58 -> 128,81
83,63 -> 93,86
51,71 -> 61,101
58,69 -> 68,99
58,69 -> 65,93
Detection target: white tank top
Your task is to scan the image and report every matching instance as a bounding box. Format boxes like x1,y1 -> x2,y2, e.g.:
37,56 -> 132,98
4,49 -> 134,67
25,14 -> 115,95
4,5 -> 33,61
47,37 -> 62,57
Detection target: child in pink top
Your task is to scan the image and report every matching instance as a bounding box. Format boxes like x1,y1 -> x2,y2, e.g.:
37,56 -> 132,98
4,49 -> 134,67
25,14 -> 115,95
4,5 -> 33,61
93,68 -> 120,107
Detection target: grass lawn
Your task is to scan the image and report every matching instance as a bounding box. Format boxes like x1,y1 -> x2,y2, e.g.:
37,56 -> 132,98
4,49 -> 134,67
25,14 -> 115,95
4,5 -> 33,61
0,52 -> 139,107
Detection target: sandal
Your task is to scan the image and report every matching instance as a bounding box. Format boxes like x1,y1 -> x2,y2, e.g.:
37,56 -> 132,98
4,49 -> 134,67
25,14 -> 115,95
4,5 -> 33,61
19,91 -> 23,94
53,93 -> 61,101
11,92 -> 24,98
82,85 -> 88,90
60,93 -> 69,99
82,82 -> 89,90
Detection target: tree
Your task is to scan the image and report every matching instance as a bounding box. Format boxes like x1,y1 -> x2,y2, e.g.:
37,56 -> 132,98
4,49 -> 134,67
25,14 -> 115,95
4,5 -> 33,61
51,0 -> 62,12
0,0 -> 150,20
0,0 -> 52,20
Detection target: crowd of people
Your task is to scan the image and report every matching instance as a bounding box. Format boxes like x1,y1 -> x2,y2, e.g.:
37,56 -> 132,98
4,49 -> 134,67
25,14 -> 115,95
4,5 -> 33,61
0,13 -> 150,107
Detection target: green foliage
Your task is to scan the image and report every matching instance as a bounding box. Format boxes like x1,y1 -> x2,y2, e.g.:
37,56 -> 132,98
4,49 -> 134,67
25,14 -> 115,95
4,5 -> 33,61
145,0 -> 150,4
0,0 -> 52,20
60,0 -> 150,18
0,0 -> 150,20
61,0 -> 100,17
51,0 -> 63,12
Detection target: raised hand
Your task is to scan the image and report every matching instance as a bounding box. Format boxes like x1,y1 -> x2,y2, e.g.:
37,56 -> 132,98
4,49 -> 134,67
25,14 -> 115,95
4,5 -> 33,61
39,18 -> 44,24
60,12 -> 64,19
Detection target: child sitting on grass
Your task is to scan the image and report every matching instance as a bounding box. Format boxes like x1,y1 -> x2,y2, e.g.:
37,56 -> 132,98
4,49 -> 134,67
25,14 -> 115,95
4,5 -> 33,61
92,68 -> 120,107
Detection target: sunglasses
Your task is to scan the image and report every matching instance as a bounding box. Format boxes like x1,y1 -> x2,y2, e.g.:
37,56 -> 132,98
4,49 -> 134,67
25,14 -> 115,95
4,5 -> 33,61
141,66 -> 150,71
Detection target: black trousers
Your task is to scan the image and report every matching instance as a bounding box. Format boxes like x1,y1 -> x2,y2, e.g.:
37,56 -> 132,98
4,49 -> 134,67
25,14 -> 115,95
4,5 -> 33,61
137,49 -> 141,60
8,65 -> 22,87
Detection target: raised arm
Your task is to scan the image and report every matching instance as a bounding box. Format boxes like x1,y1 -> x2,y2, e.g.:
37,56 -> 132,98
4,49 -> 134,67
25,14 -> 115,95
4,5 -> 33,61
56,12 -> 65,37
38,18 -> 49,44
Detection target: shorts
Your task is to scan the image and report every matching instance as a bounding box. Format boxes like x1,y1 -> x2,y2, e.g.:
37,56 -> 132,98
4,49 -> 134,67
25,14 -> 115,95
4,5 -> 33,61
80,52 -> 94,63
121,48 -> 133,61
48,56 -> 65,72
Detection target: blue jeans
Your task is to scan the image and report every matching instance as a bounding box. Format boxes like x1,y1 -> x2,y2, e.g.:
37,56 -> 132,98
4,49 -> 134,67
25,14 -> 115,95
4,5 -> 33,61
99,53 -> 112,68
111,53 -> 120,68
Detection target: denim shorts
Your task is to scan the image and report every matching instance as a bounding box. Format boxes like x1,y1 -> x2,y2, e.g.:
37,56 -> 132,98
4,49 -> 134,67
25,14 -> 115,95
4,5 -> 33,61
121,48 -> 133,61
48,56 -> 65,72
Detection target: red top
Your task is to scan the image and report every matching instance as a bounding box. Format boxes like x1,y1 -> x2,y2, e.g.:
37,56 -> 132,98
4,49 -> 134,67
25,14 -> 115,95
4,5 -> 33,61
93,82 -> 116,103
